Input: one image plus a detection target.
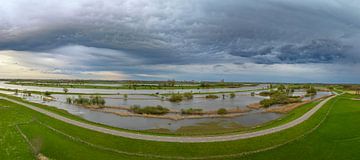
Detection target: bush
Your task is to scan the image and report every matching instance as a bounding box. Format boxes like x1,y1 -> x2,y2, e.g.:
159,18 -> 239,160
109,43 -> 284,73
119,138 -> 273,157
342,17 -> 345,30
260,92 -> 302,107
181,108 -> 203,115
63,88 -> 69,94
130,105 -> 169,115
230,92 -> 236,98
205,94 -> 219,99
183,92 -> 193,100
44,91 -> 51,97
217,108 -> 228,115
259,91 -> 273,96
169,94 -> 183,102
72,95 -> 106,106
250,92 -> 255,96
66,97 -> 72,104
307,87 -> 317,94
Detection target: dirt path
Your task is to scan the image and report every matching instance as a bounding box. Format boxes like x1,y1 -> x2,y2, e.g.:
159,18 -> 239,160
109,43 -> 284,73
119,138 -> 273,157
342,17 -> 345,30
0,95 -> 335,143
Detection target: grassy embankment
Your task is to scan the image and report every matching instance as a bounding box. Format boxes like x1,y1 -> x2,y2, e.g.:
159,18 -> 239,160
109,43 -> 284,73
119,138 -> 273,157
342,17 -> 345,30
242,93 -> 360,160
1,93 -> 351,160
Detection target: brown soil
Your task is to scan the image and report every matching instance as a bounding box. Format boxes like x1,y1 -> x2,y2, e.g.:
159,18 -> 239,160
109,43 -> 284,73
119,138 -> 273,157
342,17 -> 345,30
265,95 -> 333,113
246,103 -> 262,109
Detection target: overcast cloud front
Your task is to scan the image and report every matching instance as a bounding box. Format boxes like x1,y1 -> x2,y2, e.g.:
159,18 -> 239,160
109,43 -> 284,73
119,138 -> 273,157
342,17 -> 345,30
0,0 -> 359,83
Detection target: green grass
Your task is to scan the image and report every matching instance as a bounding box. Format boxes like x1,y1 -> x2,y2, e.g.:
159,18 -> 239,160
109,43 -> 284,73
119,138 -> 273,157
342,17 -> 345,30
0,93 -> 321,136
0,101 -> 35,160
1,93 -> 346,159
242,93 -> 360,160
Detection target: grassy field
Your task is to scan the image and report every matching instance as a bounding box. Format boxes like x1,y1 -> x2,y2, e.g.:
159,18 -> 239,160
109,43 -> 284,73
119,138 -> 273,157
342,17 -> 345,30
2,93 -> 354,159
242,93 -> 360,160
0,93 -> 321,136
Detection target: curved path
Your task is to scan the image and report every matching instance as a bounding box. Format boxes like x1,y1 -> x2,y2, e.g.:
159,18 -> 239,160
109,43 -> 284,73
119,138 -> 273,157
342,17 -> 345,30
0,95 -> 336,143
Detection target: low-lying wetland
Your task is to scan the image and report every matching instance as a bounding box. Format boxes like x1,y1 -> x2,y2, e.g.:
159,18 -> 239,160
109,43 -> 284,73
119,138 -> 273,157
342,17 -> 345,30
0,82 -> 333,135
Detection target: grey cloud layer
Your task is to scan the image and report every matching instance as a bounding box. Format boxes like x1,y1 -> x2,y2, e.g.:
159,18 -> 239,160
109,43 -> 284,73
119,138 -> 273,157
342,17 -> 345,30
0,0 -> 360,82
1,0 -> 359,65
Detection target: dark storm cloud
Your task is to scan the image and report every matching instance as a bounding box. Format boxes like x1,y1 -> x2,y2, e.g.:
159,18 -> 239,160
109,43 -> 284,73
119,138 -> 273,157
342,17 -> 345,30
277,39 -> 349,63
0,0 -> 360,81
228,39 -> 351,64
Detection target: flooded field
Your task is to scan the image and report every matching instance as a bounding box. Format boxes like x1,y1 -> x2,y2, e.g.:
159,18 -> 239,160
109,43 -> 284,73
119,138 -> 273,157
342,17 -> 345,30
0,81 -> 268,94
0,82 -> 332,133
0,90 -> 282,131
54,92 -> 266,111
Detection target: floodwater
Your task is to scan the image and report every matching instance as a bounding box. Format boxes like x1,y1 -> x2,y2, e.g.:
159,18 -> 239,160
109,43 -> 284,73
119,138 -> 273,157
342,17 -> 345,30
291,90 -> 332,100
0,81 -> 268,94
54,92 -> 267,111
0,83 -> 332,132
0,90 -> 282,131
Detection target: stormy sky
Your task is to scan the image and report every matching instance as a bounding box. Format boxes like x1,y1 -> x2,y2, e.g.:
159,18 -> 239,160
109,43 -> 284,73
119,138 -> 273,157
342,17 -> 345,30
0,0 -> 359,83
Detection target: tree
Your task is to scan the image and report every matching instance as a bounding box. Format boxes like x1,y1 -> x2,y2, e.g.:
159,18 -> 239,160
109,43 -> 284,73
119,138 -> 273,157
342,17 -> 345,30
183,92 -> 193,100
250,92 -> 255,96
278,84 -> 286,92
230,92 -> 236,98
44,91 -> 51,97
63,88 -> 69,94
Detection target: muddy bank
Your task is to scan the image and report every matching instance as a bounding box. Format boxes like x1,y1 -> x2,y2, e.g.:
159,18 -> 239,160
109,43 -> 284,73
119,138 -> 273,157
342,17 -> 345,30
265,95 -> 333,113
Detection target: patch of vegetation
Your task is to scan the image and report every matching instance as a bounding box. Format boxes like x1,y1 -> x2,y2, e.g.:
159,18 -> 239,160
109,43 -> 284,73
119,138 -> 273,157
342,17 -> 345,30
183,92 -> 193,100
67,95 -> 106,106
217,108 -> 228,115
63,88 -> 69,94
305,87 -> 317,97
260,92 -> 301,107
130,105 -> 169,115
205,94 -> 219,99
259,91 -> 276,96
251,92 -> 255,96
230,92 -> 236,98
44,91 -> 51,96
168,93 -> 183,102
181,108 -> 203,115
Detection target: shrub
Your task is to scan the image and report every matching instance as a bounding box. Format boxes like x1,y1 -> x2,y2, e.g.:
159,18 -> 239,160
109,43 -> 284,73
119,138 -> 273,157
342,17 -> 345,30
259,91 -> 272,96
205,94 -> 219,99
260,92 -> 302,107
63,88 -> 69,94
72,95 -> 106,106
230,92 -> 236,98
217,108 -> 228,115
66,97 -> 72,104
181,108 -> 203,115
44,91 -> 51,97
130,105 -> 169,115
307,87 -> 317,94
183,92 -> 193,100
169,94 -> 183,102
